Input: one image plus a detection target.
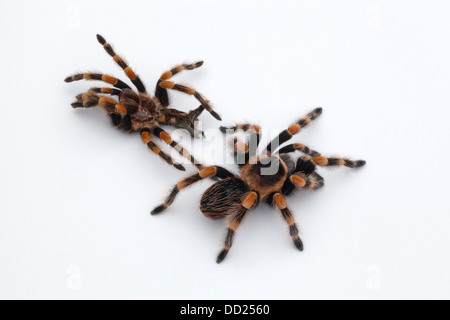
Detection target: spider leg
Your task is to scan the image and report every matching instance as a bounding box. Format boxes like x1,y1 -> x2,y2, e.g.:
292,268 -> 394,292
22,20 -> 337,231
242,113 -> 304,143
140,131 -> 185,171
277,143 -> 321,157
81,87 -> 123,125
72,90 -> 135,130
64,72 -> 131,90
155,61 -> 204,107
88,87 -> 122,96
272,193 -> 303,251
216,192 -> 258,263
151,126 -> 203,169
220,124 -> 261,166
151,166 -> 235,214
96,34 -> 146,93
158,81 -> 221,121
312,156 -> 366,168
266,107 -> 323,154
289,172 -> 325,191
72,91 -> 128,117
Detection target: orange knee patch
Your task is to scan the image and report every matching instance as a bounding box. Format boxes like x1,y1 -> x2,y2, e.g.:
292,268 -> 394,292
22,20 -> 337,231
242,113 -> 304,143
250,125 -> 261,134
242,192 -> 258,209
98,96 -> 116,105
159,131 -> 172,144
113,55 -> 123,64
101,88 -> 113,94
273,193 -> 287,209
234,142 -> 249,154
102,74 -> 117,84
290,175 -> 306,188
115,104 -> 127,116
294,143 -> 304,149
124,67 -> 137,80
159,81 -> 175,89
288,124 -> 301,135
141,131 -> 151,144
312,156 -> 328,166
160,71 -> 172,80
199,166 -> 217,179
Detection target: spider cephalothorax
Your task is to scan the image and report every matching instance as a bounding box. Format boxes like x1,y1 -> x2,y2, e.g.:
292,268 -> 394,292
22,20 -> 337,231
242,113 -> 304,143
65,34 -> 221,171
152,108 -> 366,263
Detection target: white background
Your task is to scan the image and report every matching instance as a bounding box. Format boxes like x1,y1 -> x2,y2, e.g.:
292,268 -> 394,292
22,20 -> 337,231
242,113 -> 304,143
1,0 -> 449,300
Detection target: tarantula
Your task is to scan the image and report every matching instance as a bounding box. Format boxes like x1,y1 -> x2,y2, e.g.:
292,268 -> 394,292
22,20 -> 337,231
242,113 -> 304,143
152,108 -> 366,263
65,34 -> 221,171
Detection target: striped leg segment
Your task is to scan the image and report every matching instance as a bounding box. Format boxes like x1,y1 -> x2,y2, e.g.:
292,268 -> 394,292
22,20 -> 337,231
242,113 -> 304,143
152,126 -> 203,169
277,143 -> 321,157
289,172 -> 324,191
155,61 -> 204,107
96,34 -> 146,93
159,81 -> 221,120
273,193 -> 303,251
64,72 -> 131,90
71,91 -> 128,116
216,192 -> 258,263
140,131 -> 185,172
266,108 -> 323,153
220,124 -> 261,165
89,87 -> 122,96
312,156 -> 366,168
220,124 -> 261,148
151,166 -> 235,215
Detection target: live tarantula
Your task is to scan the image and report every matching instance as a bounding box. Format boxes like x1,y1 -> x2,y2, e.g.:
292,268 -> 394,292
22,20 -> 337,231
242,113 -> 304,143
152,108 -> 366,263
65,34 -> 221,171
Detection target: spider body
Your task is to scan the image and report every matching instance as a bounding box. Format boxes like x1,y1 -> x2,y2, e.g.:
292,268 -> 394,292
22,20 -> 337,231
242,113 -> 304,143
153,107 -> 366,263
65,35 -> 221,171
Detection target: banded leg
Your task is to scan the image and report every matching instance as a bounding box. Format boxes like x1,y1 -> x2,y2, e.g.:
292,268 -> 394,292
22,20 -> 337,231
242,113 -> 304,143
89,87 -> 122,96
216,192 -> 258,263
266,108 -> 323,153
152,127 -> 203,169
220,124 -> 261,165
151,166 -> 235,215
289,172 -> 324,191
140,131 -> 185,172
156,61 -> 204,107
220,124 -> 261,148
159,81 -> 221,120
96,34 -> 146,93
312,156 -> 366,168
72,91 -> 128,117
277,143 -> 321,157
64,72 -> 131,90
272,193 -> 303,251
77,87 -> 123,125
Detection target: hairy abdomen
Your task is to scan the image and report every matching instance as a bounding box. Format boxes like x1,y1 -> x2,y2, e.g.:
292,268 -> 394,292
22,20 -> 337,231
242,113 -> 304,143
200,178 -> 249,220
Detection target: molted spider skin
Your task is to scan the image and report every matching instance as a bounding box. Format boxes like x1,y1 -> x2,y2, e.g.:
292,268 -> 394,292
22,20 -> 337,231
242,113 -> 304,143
153,107 -> 366,263
200,178 -> 250,219
65,34 -> 221,171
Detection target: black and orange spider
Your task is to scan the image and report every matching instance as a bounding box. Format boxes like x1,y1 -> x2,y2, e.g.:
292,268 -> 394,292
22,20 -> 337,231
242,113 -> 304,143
65,34 -> 221,171
152,108 -> 366,263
